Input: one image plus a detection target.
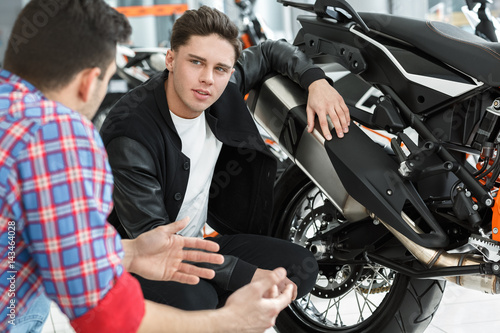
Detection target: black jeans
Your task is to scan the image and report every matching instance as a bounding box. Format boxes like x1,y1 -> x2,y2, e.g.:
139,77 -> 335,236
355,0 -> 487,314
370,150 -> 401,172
134,234 -> 318,310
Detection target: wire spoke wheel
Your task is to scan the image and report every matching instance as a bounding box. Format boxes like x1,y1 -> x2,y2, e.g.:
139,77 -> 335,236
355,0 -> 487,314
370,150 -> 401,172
282,186 -> 396,329
272,165 -> 446,332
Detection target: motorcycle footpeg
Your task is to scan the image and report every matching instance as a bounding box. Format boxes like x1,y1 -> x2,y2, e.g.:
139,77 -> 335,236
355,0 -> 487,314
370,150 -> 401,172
469,234 -> 500,262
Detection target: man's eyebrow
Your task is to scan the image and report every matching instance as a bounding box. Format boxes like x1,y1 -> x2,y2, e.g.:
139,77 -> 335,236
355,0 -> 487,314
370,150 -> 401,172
187,53 -> 232,69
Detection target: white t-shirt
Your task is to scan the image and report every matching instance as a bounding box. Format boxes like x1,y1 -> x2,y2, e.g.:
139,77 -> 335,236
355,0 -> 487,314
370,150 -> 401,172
170,111 -> 222,237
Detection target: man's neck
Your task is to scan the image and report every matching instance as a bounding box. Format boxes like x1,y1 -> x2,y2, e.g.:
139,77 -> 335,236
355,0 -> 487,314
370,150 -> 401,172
42,82 -> 81,113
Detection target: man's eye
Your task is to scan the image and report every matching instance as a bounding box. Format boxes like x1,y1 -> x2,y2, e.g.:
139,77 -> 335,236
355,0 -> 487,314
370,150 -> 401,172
191,60 -> 201,65
216,67 -> 227,72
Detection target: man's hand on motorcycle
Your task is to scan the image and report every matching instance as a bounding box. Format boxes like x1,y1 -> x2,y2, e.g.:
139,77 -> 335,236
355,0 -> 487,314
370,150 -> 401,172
252,268 -> 298,300
307,79 -> 350,140
123,217 -> 224,285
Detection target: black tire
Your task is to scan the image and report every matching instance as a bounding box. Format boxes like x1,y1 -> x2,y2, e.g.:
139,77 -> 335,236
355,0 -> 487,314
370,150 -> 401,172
272,164 -> 446,333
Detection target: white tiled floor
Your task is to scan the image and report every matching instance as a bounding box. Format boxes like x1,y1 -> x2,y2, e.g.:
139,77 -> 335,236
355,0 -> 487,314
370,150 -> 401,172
41,302 -> 74,333
42,283 -> 500,332
424,283 -> 500,332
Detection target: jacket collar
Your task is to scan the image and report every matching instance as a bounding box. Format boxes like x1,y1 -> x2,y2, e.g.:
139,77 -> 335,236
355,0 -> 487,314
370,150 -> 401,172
155,70 -> 179,137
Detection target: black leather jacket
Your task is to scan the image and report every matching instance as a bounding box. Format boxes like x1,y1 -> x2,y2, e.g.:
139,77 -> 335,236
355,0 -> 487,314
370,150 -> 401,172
100,39 -> 330,290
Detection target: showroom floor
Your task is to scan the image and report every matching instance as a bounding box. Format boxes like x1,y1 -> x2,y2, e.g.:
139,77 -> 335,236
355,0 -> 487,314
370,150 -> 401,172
40,282 -> 500,332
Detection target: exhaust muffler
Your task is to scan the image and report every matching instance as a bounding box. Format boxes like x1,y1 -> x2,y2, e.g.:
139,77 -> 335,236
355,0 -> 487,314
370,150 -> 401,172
380,213 -> 500,294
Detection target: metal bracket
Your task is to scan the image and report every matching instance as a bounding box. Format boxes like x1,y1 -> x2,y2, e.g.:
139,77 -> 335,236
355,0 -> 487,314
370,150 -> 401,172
303,33 -> 366,74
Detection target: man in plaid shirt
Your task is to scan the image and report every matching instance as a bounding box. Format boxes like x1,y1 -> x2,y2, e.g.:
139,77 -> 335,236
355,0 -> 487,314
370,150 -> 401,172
0,1 -> 294,332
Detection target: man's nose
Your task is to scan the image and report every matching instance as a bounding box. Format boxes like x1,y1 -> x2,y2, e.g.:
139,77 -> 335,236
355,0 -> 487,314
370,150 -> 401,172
200,68 -> 214,85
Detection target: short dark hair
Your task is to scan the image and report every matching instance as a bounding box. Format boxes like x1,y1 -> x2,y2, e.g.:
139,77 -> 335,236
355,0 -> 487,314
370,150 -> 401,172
3,0 -> 131,91
170,6 -> 242,63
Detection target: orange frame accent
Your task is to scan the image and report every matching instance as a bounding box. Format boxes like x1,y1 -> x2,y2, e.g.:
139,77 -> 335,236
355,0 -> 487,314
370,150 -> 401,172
491,197 -> 500,242
115,4 -> 188,18
240,33 -> 253,49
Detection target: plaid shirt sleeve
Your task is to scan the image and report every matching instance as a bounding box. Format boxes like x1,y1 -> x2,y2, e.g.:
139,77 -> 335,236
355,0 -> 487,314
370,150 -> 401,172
17,110 -> 144,329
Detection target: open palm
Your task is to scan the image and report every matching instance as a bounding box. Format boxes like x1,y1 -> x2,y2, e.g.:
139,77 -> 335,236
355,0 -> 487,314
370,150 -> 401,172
128,218 -> 224,284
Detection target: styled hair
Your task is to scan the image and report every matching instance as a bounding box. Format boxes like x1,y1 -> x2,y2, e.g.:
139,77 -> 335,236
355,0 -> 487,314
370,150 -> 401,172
3,0 -> 131,91
170,6 -> 242,63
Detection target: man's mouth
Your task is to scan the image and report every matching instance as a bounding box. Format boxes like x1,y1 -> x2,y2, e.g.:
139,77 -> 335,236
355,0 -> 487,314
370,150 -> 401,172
195,90 -> 209,96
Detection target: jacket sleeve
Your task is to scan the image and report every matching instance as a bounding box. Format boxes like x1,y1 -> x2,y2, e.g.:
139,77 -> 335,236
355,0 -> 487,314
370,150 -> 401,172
230,38 -> 330,96
106,136 -> 168,239
106,136 -> 254,289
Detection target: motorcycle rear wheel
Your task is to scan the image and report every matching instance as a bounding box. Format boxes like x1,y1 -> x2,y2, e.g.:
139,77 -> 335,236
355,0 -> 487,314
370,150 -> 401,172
272,164 -> 446,333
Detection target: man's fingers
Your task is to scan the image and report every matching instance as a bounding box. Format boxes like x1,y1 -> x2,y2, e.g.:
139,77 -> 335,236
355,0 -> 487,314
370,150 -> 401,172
307,106 -> 332,139
263,284 -> 279,299
334,103 -> 351,133
332,88 -> 350,126
177,262 -> 216,280
182,248 -> 224,264
324,104 -> 351,139
252,267 -> 287,295
290,282 -> 298,301
169,263 -> 218,285
342,102 -> 351,125
170,271 -> 200,285
306,108 -> 316,133
259,283 -> 294,327
327,112 -> 344,139
183,237 -> 220,253
330,104 -> 348,129
318,115 -> 334,140
273,283 -> 294,309
162,217 -> 190,234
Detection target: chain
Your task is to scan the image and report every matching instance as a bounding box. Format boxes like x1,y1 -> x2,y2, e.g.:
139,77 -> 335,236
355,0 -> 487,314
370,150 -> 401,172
358,285 -> 391,294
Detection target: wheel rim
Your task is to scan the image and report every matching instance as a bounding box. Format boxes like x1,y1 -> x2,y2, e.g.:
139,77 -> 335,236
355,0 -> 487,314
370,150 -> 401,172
282,183 -> 398,330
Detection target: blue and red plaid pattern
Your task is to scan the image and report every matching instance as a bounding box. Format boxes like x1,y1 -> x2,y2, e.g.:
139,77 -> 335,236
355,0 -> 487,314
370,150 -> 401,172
0,69 -> 125,331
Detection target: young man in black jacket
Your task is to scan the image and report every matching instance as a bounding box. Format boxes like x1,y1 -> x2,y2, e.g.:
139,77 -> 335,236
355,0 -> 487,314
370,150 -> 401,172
101,5 -> 350,310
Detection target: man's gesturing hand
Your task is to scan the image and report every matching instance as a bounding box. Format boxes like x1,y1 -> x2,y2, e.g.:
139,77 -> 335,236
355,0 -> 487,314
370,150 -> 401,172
222,267 -> 294,332
252,268 -> 298,301
123,217 -> 224,284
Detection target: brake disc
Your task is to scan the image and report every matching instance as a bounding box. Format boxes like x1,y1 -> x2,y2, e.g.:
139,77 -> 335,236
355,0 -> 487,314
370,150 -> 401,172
312,263 -> 364,298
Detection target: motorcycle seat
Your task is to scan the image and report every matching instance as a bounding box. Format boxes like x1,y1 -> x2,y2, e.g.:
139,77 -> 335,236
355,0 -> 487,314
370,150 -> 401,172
359,12 -> 500,86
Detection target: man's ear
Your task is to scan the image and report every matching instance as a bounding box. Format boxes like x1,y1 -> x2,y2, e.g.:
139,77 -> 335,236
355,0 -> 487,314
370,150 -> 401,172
78,67 -> 101,102
165,49 -> 175,72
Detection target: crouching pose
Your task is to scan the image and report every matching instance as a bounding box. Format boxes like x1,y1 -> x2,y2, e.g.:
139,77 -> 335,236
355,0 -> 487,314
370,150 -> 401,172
101,6 -> 350,310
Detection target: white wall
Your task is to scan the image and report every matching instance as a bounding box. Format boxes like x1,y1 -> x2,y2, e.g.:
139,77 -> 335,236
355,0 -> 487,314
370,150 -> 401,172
0,0 -> 432,60
0,0 -> 25,66
390,0 -> 429,18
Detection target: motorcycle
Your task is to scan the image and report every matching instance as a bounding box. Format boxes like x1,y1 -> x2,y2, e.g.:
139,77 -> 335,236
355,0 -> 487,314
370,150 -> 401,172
246,0 -> 500,331
235,0 -> 269,48
92,44 -> 168,130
